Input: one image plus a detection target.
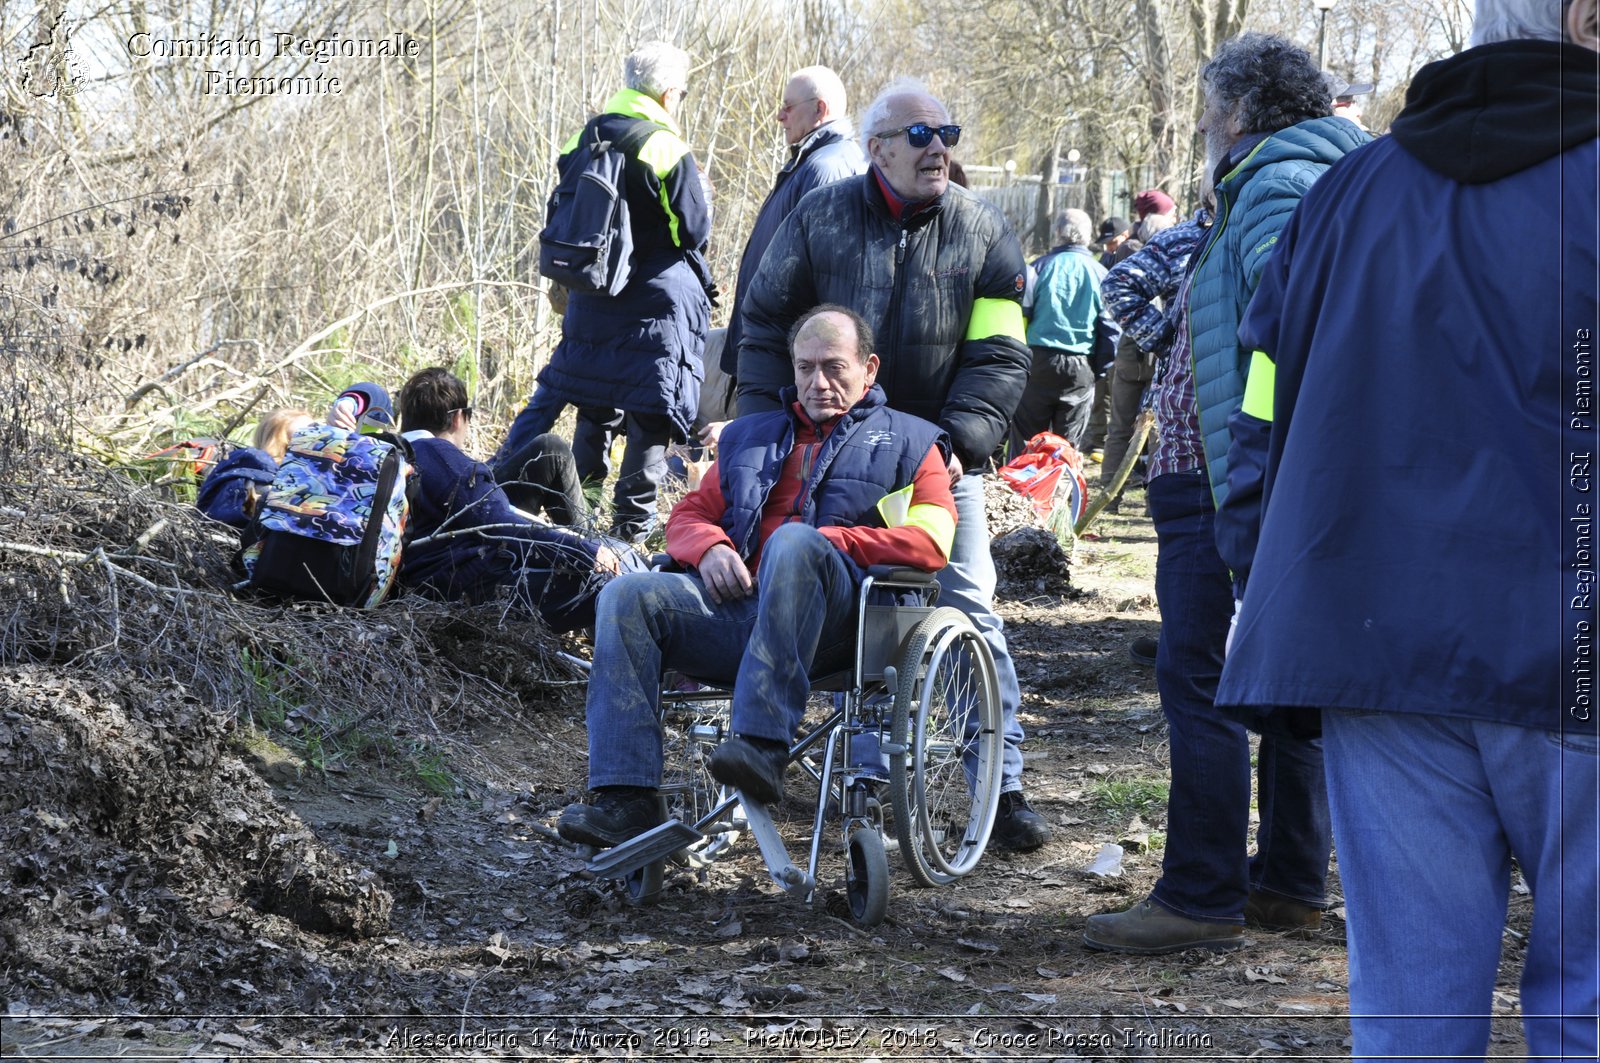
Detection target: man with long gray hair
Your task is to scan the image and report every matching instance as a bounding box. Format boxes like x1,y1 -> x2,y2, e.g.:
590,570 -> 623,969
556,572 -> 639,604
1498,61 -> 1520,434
1215,0 -> 1598,1056
1084,32 -> 1367,954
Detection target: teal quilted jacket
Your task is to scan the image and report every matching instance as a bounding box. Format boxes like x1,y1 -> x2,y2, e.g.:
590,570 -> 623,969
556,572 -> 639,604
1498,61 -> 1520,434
1187,115 -> 1368,506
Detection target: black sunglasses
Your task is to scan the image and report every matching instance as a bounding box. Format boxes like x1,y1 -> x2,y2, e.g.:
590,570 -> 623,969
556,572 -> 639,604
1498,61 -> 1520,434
875,123 -> 961,148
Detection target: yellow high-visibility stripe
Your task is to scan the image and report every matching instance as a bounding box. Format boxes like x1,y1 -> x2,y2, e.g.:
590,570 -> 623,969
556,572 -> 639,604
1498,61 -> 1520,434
637,131 -> 689,247
1241,349 -> 1276,421
904,502 -> 956,559
636,130 -> 688,176
965,297 -> 1026,342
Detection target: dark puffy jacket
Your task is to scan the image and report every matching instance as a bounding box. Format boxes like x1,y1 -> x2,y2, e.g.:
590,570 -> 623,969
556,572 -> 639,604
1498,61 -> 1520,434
735,174 -> 1030,469
402,436 -> 638,631
716,383 -> 947,559
536,89 -> 712,439
723,123 -> 867,373
1186,115 -> 1368,505
1215,39 -> 1599,735
196,447 -> 277,529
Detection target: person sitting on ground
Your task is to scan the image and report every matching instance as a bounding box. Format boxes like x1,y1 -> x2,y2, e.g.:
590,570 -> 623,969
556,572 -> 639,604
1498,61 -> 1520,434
202,382 -> 397,530
330,378 -> 587,526
196,407 -> 314,529
397,367 -> 642,633
557,305 -> 957,847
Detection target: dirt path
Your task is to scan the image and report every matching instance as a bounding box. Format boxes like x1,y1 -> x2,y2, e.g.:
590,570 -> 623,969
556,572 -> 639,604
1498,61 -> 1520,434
2,481 -> 1536,1060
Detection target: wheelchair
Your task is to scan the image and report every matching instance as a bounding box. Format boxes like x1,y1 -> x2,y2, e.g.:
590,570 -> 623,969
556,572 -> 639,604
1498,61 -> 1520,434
581,566 -> 1005,926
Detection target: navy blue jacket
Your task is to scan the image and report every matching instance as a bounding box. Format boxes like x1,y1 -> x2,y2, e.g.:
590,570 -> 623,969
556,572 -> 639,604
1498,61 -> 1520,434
537,90 -> 712,439
402,436 -> 637,631
723,123 -> 867,374
1215,40 -> 1599,735
196,447 -> 277,528
716,383 -> 948,560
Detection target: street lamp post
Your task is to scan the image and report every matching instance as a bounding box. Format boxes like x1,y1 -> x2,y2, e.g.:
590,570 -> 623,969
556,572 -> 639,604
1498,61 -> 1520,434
1312,0 -> 1337,68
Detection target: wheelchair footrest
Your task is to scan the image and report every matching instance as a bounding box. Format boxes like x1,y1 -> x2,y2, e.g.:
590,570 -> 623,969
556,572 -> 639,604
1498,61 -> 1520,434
586,820 -> 705,879
741,793 -> 814,898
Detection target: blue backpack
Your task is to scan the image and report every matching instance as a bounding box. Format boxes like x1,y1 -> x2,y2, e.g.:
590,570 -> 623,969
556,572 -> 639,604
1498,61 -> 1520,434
240,425 -> 415,608
538,117 -> 657,296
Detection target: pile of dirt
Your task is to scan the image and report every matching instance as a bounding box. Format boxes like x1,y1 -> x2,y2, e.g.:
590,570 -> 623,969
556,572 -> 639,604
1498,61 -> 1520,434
0,667 -> 391,1005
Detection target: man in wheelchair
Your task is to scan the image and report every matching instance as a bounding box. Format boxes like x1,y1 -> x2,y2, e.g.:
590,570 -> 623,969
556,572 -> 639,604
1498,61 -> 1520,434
557,304 -> 958,848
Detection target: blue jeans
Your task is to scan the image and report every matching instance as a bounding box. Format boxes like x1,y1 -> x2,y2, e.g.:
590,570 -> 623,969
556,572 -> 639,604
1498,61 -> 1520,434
942,474 -> 1026,792
584,524 -> 859,789
1148,469 -> 1331,922
1324,709 -> 1600,1061
492,387 -> 566,473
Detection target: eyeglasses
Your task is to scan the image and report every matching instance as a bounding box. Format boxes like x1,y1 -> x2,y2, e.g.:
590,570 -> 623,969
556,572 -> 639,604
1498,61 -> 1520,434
874,123 -> 961,148
448,406 -> 474,420
778,96 -> 818,114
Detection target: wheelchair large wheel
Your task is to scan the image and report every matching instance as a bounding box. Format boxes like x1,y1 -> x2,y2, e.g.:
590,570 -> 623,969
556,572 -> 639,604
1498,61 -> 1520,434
888,607 -> 1003,888
845,827 -> 889,927
659,701 -> 739,864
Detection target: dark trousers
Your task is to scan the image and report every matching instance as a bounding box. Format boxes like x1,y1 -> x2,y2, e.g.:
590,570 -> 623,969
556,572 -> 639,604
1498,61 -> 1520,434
1102,340 -> 1155,483
495,432 -> 589,528
493,387 -> 566,472
1010,346 -> 1095,453
1147,469 -> 1332,922
572,406 -> 672,543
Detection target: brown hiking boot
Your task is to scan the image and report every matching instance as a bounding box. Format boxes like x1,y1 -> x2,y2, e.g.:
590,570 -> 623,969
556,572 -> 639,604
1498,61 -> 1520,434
1083,899 -> 1246,954
1244,891 -> 1324,933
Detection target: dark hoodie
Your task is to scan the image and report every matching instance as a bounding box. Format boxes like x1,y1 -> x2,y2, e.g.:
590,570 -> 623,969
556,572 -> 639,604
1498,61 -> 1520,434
1390,39 -> 1598,183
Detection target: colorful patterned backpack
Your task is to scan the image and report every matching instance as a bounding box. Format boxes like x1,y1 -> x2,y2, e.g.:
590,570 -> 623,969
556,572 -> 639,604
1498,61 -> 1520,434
240,424 -> 415,608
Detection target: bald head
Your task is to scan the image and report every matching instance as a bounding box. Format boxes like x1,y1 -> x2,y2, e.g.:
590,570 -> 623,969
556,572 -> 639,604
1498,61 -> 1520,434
789,305 -> 879,422
778,65 -> 847,145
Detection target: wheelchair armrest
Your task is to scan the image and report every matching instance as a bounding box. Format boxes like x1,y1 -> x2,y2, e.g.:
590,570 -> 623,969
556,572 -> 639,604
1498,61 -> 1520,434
863,564 -> 938,586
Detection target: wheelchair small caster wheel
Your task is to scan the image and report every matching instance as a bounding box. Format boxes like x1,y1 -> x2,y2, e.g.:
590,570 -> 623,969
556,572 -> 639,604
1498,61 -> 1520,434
625,860 -> 664,904
845,827 -> 889,927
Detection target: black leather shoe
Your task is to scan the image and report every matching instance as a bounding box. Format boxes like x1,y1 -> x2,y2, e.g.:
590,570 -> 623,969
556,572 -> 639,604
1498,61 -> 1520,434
708,736 -> 789,805
1129,636 -> 1159,667
557,787 -> 662,849
992,790 -> 1052,851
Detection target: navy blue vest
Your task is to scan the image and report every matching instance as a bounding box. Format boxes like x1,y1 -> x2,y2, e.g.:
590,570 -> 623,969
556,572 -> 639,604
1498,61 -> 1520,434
715,384 -> 948,560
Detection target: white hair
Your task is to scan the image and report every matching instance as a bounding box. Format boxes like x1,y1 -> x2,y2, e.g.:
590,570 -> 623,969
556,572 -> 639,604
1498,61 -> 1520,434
625,41 -> 690,98
1056,209 -> 1094,246
791,65 -> 848,119
1471,0 -> 1568,45
859,77 -> 942,147
1136,213 -> 1177,242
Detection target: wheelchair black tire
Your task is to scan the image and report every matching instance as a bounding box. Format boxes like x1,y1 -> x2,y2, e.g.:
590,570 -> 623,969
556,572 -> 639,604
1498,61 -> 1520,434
888,607 -> 1003,888
845,827 -> 890,927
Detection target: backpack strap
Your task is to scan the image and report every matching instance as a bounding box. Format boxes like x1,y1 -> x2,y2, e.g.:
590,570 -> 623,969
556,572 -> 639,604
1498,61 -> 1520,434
607,116 -> 660,161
